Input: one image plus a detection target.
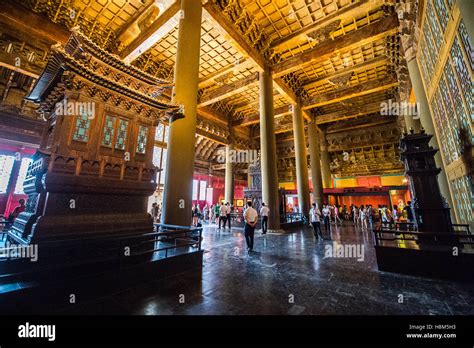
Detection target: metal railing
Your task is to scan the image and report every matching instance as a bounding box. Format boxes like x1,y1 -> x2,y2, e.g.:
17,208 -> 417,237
0,224 -> 202,281
281,213 -> 305,224
373,227 -> 474,250
376,221 -> 471,233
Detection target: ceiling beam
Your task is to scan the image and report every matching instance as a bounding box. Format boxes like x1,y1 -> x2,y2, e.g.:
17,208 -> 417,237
270,101 -> 386,133
0,2 -> 69,45
195,127 -> 227,145
302,76 -> 398,110
326,119 -> 396,134
271,0 -> 384,52
233,90 -> 280,113
271,13 -> 399,78
0,51 -> 41,79
203,2 -> 311,121
303,55 -> 388,90
315,101 -> 384,124
273,77 -> 312,121
197,105 -> 229,126
233,105 -> 292,127
198,73 -> 259,107
198,59 -> 253,89
120,0 -> 181,62
203,3 -> 266,71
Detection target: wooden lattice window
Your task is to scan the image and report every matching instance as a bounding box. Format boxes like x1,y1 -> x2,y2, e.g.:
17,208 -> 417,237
136,125 -> 148,154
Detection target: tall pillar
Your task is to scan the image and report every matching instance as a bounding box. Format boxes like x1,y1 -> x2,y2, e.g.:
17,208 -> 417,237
291,103 -> 310,217
407,59 -> 456,221
161,0 -> 202,226
259,68 -> 281,230
320,131 -> 332,189
224,144 -> 234,204
308,122 -> 324,208
457,0 -> 474,42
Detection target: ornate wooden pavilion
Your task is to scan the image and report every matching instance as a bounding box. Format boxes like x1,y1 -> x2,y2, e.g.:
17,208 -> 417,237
0,0 -> 472,232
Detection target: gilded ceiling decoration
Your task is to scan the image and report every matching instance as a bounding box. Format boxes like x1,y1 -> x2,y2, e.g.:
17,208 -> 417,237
1,0 -> 410,177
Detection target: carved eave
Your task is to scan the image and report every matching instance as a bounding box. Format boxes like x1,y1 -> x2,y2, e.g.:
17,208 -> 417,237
68,27 -> 173,86
26,30 -> 182,121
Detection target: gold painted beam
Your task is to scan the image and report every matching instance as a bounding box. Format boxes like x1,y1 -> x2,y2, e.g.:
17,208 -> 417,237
198,73 -> 259,107
302,77 -> 398,110
271,13 -> 399,78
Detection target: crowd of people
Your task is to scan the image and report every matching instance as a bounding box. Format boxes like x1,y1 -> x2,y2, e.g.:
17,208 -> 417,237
190,202 -> 237,228
150,199 -> 415,254
307,202 -> 415,238
188,200 -> 271,252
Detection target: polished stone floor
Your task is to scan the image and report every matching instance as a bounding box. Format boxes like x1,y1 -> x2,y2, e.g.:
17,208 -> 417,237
52,222 -> 474,315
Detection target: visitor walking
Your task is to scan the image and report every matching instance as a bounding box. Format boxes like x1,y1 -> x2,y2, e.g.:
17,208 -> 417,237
203,204 -> 209,222
225,202 -> 232,229
243,201 -> 258,252
260,202 -> 269,234
322,204 -> 331,235
360,205 -> 367,230
392,205 -> 399,223
334,205 -> 342,225
192,204 -> 200,226
404,201 -> 415,224
214,203 -> 220,224
367,204 -> 374,230
150,202 -> 159,223
218,202 -> 226,229
310,203 -> 323,240
353,205 -> 360,226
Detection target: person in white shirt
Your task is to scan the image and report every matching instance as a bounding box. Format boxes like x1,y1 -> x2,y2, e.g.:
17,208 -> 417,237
322,204 -> 331,235
218,203 -> 226,229
309,203 -> 323,240
259,202 -> 270,234
225,202 -> 232,230
243,201 -> 258,252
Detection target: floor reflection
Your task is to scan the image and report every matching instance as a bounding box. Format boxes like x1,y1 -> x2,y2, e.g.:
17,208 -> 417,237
56,222 -> 474,315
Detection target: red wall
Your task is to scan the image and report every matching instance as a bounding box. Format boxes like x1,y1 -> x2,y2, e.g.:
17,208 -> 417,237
332,195 -> 390,208
192,173 -> 246,208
